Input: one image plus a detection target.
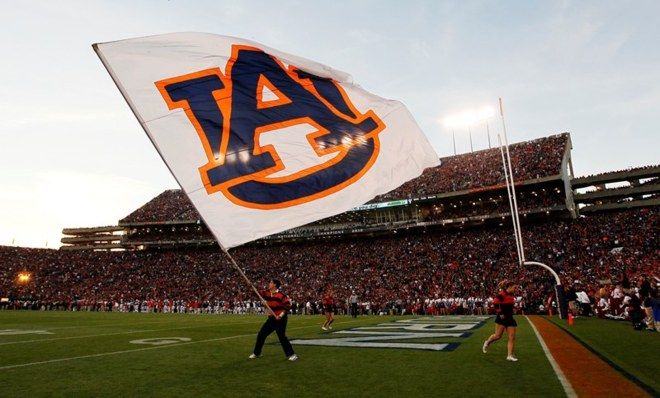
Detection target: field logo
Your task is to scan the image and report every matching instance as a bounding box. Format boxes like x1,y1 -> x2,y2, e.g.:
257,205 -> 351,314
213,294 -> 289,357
156,45 -> 386,209
291,317 -> 488,351
130,337 -> 191,345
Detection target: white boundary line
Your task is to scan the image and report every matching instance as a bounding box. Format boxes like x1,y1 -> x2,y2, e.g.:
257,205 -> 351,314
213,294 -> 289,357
525,316 -> 577,398
0,319 -> 365,370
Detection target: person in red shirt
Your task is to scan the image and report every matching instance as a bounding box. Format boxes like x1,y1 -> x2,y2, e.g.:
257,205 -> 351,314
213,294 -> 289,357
482,280 -> 519,362
249,279 -> 298,361
321,285 -> 335,331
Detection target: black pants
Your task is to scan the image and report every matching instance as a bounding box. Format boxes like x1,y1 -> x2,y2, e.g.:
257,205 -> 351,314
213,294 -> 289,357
351,303 -> 358,318
253,315 -> 295,357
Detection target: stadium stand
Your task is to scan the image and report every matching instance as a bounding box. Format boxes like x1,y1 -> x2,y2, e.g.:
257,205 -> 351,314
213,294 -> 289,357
115,133 -> 572,225
60,133 -> 573,249
1,133 -> 657,327
1,207 -> 657,318
370,133 -> 569,202
119,189 -> 199,224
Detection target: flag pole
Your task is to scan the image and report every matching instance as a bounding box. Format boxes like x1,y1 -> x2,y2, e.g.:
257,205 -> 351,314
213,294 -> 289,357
486,122 -> 492,149
468,127 -> 474,152
221,246 -> 276,316
93,44 -> 276,317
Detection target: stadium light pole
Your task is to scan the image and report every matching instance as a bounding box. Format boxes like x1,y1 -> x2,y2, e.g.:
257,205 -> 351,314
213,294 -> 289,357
497,98 -> 567,319
444,106 -> 495,154
486,122 -> 492,149
468,127 -> 474,152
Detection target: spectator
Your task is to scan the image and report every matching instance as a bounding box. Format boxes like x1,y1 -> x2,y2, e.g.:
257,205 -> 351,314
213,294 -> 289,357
1,207 -> 656,323
576,287 -> 592,317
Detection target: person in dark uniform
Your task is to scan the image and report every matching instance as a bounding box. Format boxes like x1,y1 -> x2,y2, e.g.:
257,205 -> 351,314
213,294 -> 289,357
249,279 -> 298,361
638,276 -> 657,331
321,285 -> 335,330
350,291 -> 359,318
482,280 -> 519,361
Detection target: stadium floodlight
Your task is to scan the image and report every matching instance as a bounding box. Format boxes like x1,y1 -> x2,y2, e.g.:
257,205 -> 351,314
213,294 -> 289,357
441,106 -> 496,154
17,272 -> 31,284
442,106 -> 495,129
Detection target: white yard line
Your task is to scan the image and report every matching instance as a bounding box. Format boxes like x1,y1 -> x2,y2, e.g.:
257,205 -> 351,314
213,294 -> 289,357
0,334 -> 253,370
0,319 -> 364,370
0,320 -> 264,346
525,316 -> 577,398
0,315 -> 331,345
4,315 -> 273,331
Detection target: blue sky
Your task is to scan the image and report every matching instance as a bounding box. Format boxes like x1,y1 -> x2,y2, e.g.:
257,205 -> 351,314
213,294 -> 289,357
1,0 -> 658,247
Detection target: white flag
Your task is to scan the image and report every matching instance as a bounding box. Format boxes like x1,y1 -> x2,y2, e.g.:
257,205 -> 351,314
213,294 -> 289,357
94,33 -> 439,248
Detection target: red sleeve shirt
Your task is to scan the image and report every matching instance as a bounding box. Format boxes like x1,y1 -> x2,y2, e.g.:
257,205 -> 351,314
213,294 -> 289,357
493,290 -> 515,317
262,290 -> 291,318
322,294 -> 334,306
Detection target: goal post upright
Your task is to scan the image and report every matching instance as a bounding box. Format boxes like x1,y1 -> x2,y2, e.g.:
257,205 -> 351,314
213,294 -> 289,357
498,98 -> 568,319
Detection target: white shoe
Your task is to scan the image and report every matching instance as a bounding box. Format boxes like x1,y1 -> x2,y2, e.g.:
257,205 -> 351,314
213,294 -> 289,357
248,353 -> 261,359
328,325 -> 333,330
506,356 -> 518,362
482,341 -> 489,353
288,354 -> 298,361
321,326 -> 328,331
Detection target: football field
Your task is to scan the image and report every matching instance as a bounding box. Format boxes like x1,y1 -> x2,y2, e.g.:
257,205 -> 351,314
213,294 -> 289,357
0,312 -> 655,397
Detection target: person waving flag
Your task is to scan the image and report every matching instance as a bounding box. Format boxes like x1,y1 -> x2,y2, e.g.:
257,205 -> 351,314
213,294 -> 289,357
94,34 -> 439,359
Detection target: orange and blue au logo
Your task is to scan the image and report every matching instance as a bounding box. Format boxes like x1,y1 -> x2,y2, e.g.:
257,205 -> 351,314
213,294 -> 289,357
155,45 -> 385,209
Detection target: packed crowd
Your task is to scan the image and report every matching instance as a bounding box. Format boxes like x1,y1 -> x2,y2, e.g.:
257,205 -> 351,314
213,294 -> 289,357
120,190 -> 199,224
561,275 -> 659,331
371,133 -> 567,202
126,224 -> 212,243
119,187 -> 566,244
423,187 -> 565,222
119,134 -> 569,224
2,207 -> 657,323
575,164 -> 659,181
577,177 -> 659,199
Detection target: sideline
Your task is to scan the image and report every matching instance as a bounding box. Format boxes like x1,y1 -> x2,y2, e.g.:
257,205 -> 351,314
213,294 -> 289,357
525,316 -> 576,398
549,317 -> 658,397
527,316 -> 650,398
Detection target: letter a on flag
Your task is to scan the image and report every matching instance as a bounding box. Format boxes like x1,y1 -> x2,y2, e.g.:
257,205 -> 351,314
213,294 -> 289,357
94,33 -> 439,248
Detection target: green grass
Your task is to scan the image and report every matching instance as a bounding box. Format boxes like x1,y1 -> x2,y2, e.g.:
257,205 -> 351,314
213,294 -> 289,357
0,312 -> 564,397
547,315 -> 660,393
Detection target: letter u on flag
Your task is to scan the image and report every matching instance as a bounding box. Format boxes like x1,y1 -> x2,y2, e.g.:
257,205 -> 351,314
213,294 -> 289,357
94,33 -> 439,248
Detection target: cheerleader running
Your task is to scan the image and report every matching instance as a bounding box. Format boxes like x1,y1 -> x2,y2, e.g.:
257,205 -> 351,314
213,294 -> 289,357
482,280 -> 519,361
